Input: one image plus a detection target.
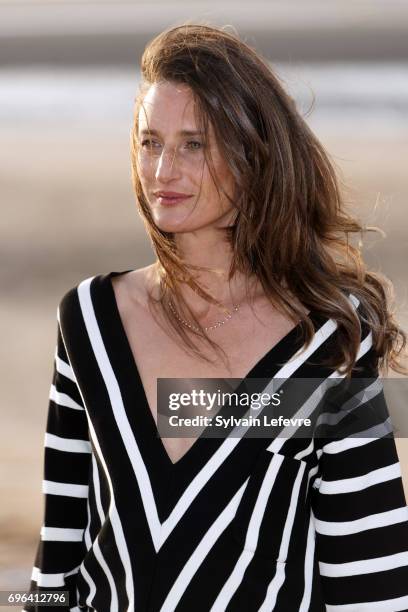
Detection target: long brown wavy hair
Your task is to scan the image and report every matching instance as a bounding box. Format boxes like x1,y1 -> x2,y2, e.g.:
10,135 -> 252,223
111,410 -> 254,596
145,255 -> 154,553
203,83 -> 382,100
130,22 -> 407,377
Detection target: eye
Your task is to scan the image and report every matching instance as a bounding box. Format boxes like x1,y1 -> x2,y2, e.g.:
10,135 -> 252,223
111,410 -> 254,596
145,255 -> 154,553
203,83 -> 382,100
185,140 -> 203,150
140,139 -> 161,149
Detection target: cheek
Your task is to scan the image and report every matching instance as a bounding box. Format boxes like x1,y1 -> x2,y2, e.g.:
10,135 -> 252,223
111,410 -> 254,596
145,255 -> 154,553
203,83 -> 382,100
217,160 -> 234,191
200,163 -> 234,207
137,155 -> 155,182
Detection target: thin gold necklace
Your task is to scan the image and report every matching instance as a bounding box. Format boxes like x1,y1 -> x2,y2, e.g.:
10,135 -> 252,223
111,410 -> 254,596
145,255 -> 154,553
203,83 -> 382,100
168,299 -> 241,332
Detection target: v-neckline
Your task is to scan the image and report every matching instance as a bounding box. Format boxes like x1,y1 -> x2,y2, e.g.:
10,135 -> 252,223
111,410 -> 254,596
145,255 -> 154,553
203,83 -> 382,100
101,269 -> 313,470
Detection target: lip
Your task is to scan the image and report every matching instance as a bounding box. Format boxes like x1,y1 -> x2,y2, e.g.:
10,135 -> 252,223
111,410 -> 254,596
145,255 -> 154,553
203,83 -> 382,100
154,191 -> 193,205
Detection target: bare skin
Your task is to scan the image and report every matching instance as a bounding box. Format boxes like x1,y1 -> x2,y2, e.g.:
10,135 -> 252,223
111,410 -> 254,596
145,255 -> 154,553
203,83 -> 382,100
113,81 -> 307,464
111,266 -> 304,464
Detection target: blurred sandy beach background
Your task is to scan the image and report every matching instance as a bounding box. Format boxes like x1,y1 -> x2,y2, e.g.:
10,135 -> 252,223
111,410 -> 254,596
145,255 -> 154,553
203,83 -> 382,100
1,0 -> 408,596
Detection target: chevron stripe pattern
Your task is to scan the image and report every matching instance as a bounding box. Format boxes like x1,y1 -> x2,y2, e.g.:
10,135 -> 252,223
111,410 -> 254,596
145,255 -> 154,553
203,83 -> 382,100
23,271 -> 408,611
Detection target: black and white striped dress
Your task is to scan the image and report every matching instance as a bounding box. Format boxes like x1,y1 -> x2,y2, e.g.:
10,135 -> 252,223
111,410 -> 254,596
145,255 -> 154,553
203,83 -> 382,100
24,270 -> 408,611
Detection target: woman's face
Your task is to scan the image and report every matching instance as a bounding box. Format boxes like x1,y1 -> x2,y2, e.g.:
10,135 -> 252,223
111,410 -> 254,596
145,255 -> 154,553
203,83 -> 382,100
136,81 -> 236,234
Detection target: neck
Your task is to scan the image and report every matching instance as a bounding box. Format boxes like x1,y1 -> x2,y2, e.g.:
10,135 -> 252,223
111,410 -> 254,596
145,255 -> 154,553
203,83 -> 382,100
155,229 -> 263,317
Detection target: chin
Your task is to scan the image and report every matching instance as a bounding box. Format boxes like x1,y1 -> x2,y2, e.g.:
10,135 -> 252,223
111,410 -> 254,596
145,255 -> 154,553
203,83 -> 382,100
151,209 -> 196,234
149,203 -> 228,235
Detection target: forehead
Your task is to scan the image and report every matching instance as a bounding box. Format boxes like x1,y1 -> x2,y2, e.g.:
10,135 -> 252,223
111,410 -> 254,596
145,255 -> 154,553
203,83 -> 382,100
138,81 -> 200,131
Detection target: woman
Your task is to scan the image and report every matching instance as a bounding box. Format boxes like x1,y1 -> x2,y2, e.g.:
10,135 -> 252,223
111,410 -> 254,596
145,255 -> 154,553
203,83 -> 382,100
25,24 -> 408,612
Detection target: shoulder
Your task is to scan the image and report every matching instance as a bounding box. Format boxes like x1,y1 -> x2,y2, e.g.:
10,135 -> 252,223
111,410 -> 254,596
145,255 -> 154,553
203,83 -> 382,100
339,291 -> 379,375
57,265 -> 157,324
110,265 -> 156,307
56,275 -> 93,335
109,265 -> 158,326
310,291 -> 379,376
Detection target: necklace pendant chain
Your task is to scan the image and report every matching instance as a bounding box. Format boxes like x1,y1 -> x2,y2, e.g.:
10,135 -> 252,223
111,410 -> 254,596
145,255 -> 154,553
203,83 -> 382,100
168,300 -> 240,332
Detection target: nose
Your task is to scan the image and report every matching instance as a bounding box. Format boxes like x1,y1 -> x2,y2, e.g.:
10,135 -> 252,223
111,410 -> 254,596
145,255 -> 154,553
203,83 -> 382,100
155,146 -> 182,183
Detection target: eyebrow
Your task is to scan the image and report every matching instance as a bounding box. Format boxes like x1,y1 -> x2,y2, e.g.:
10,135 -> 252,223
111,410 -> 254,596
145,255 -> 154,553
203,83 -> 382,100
139,129 -> 205,137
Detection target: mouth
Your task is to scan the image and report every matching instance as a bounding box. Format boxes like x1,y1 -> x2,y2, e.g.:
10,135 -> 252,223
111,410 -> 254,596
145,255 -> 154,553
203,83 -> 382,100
154,192 -> 193,206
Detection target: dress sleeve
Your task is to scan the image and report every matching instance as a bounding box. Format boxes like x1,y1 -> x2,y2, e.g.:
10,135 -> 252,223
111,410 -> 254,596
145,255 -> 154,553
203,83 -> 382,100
23,308 -> 92,612
311,337 -> 408,610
